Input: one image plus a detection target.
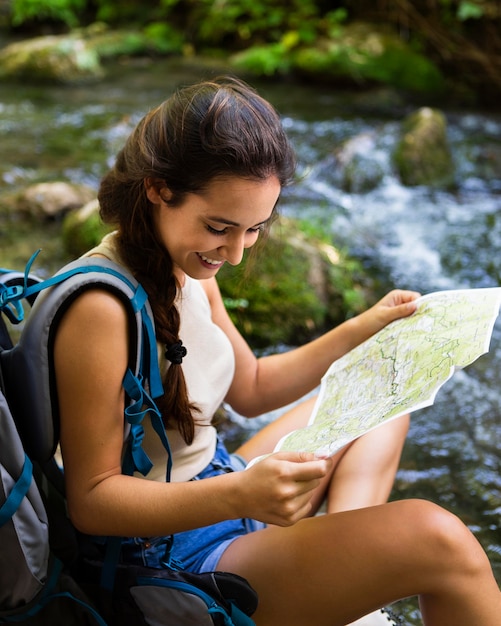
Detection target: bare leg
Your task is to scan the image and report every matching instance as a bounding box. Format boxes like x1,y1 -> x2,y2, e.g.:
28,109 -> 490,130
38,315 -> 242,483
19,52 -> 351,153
217,500 -> 501,626
325,414 -> 410,513
236,396 -> 410,513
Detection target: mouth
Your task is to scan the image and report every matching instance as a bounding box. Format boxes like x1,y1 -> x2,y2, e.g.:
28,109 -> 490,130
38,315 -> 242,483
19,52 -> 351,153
197,253 -> 225,269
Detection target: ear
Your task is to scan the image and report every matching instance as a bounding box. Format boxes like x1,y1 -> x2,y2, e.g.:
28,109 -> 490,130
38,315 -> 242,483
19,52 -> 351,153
144,178 -> 173,204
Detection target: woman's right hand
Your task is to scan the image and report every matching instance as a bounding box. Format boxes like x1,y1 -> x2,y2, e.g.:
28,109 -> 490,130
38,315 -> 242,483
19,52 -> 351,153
234,452 -> 332,526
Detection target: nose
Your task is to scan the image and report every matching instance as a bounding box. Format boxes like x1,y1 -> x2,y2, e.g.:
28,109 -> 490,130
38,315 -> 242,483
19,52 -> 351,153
218,235 -> 246,266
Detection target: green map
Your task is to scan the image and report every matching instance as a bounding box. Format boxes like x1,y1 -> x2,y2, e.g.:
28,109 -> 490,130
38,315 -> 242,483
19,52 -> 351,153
274,287 -> 501,457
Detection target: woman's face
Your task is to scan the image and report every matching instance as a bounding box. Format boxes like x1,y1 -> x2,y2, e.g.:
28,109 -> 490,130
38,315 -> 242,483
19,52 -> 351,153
151,176 -> 281,280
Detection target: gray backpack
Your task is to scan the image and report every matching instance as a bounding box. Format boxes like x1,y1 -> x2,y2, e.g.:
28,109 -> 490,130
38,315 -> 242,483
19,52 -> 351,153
0,252 -> 257,626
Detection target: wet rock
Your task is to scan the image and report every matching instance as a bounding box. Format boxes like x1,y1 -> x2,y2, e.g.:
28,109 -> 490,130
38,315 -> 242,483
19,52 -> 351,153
15,182 -> 96,219
282,22 -> 443,95
333,132 -> 386,193
393,107 -> 455,187
62,198 -> 111,256
217,217 -> 369,348
0,34 -> 103,84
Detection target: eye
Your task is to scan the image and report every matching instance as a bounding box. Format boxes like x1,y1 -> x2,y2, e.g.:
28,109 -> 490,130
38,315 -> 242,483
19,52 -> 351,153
206,224 -> 228,235
248,224 -> 265,234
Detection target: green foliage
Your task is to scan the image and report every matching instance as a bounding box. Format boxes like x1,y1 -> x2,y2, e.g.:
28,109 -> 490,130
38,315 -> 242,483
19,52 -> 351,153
217,233 -> 327,348
457,1 -> 485,20
93,0 -> 152,25
142,22 -> 185,54
216,218 -> 369,348
191,0 -> 320,47
232,41 -> 291,76
293,29 -> 444,94
4,1 -> 498,104
11,0 -> 85,27
438,0 -> 489,25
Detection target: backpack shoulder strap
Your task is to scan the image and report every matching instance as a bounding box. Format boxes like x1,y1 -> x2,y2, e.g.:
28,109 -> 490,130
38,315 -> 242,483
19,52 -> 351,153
0,254 -> 169,478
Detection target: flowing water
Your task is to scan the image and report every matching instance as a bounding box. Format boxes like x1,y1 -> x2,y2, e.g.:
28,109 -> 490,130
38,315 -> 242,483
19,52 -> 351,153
1,57 -> 501,623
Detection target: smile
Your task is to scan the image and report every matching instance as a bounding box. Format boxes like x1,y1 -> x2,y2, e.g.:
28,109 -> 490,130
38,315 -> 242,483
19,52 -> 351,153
197,253 -> 224,267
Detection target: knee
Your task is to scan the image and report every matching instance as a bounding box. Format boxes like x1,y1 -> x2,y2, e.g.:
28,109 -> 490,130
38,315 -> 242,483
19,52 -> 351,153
405,499 -> 489,575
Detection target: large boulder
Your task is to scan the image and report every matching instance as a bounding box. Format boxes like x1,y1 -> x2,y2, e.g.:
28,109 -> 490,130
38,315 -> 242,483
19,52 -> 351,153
62,198 -> 111,256
393,107 -> 455,187
14,182 -> 96,219
217,217 -> 369,348
316,131 -> 386,194
233,21 -> 444,96
0,34 -> 103,83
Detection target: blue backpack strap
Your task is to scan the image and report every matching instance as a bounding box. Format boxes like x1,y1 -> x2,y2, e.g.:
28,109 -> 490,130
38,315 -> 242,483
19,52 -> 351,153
1,252 -> 168,471
0,455 -> 32,526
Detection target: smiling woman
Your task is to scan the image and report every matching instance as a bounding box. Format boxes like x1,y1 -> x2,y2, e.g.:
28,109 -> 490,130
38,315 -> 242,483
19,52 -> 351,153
49,75 -> 501,625
145,176 -> 280,278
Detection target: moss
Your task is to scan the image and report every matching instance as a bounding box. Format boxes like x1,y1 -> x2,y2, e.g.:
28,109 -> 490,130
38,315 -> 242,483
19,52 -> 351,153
394,107 -> 455,187
61,201 -> 111,257
0,34 -> 103,83
217,218 -> 370,348
218,233 -> 326,348
292,24 -> 444,95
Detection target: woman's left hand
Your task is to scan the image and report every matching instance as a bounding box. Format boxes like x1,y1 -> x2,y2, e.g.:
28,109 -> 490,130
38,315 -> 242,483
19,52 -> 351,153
358,289 -> 421,337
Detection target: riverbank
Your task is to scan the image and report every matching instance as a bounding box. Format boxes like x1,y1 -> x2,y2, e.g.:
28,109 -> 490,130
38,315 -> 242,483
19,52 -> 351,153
1,58 -> 500,625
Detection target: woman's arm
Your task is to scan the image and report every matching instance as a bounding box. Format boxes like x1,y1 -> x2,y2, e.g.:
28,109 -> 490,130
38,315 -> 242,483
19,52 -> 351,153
203,277 -> 420,417
55,290 -> 330,536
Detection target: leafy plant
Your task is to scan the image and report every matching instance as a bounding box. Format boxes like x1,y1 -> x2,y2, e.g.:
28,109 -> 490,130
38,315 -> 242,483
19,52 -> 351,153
11,0 -> 86,27
457,1 -> 485,20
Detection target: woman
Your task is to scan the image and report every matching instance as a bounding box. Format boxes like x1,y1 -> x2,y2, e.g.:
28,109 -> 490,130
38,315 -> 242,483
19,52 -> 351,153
54,76 -> 501,625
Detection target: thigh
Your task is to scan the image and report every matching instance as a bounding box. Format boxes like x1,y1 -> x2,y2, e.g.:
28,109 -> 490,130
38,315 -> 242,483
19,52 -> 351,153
216,499 -> 459,626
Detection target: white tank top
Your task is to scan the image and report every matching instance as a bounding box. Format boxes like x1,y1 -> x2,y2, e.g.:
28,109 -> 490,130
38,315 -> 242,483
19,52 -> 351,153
84,232 -> 236,482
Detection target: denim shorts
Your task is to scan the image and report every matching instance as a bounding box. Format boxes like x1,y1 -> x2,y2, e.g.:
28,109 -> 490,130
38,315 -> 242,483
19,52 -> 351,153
120,438 -> 266,573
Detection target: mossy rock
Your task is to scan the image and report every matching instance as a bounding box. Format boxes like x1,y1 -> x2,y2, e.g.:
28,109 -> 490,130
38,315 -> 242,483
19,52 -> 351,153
62,199 -> 112,257
233,21 -> 444,96
85,29 -> 149,59
293,23 -> 444,95
217,218 -> 368,348
15,182 -> 96,220
393,107 -> 455,187
0,34 -> 103,84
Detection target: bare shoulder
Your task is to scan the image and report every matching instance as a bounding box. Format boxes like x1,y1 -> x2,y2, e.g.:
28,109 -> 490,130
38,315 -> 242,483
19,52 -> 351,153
62,288 -> 129,329
55,288 -> 130,367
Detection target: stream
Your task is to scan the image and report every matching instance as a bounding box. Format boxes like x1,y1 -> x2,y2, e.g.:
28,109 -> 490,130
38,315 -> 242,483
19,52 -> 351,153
1,56 -> 501,624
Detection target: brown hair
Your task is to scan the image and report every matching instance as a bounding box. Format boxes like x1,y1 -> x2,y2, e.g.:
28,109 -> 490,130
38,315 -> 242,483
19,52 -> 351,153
98,76 -> 296,443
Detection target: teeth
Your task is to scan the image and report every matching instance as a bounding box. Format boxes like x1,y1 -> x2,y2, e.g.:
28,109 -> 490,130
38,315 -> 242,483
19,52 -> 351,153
200,254 -> 221,265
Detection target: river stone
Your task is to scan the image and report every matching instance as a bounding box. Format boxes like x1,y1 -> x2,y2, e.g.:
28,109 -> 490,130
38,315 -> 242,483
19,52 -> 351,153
0,35 -> 103,84
16,182 -> 96,219
216,217 -> 369,348
334,132 -> 385,193
62,199 -> 112,256
393,107 -> 455,187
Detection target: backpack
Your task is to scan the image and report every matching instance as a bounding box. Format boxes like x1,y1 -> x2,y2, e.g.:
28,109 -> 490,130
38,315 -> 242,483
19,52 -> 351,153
0,251 -> 258,626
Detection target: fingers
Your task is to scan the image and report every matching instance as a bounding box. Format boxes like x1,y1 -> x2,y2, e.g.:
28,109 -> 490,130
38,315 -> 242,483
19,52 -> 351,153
269,454 -> 331,525
272,451 -> 333,480
245,452 -> 332,526
378,289 -> 421,323
382,289 -> 421,307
